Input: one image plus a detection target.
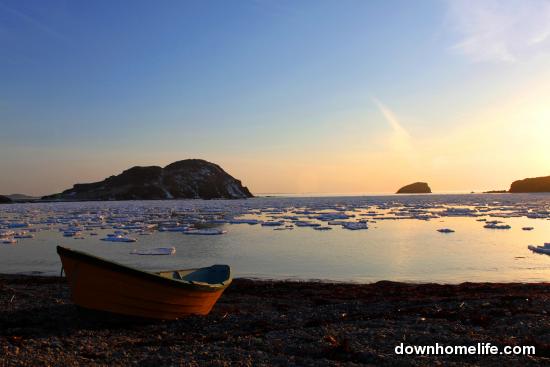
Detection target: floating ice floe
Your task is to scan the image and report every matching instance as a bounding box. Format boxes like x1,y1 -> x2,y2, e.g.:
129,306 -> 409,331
293,221 -> 321,227
261,221 -> 284,227
131,247 -> 176,255
8,222 -> 30,228
484,223 -> 511,229
183,228 -> 226,235
63,231 -> 81,237
101,235 -> 137,242
229,219 -> 260,225
159,225 -> 191,232
528,243 -> 550,255
14,232 -> 34,239
314,213 -> 352,221
342,222 -> 368,230
327,220 -> 348,226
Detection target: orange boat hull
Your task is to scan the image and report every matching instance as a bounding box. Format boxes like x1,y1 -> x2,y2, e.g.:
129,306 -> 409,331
58,247 -> 229,320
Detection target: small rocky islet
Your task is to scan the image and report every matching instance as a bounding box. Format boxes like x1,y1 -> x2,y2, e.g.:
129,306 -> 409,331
396,182 -> 432,194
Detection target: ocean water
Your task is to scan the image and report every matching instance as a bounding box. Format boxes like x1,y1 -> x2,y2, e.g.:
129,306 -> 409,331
1,194 -> 550,283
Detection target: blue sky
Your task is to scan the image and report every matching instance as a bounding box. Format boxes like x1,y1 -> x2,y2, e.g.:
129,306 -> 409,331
2,0 -> 550,195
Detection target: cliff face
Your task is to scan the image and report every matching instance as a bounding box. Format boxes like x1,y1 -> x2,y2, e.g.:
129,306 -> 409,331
396,182 -> 432,194
509,176 -> 550,193
0,195 -> 12,204
42,159 -> 253,201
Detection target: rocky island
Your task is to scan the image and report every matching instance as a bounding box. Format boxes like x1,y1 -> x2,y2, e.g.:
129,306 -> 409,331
0,195 -> 12,204
396,182 -> 432,194
509,175 -> 550,193
42,159 -> 253,201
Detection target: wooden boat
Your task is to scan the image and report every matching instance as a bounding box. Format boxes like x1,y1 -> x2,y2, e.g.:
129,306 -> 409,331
57,246 -> 231,319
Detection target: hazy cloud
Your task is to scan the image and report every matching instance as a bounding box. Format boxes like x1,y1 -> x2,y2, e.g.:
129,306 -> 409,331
447,0 -> 550,62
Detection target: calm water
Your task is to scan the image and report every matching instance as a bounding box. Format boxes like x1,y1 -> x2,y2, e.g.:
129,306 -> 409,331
1,194 -> 550,283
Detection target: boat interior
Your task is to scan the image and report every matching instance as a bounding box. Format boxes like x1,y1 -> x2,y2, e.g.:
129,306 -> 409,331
157,265 -> 231,285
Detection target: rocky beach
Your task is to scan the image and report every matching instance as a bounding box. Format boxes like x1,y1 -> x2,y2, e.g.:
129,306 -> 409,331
1,274 -> 549,366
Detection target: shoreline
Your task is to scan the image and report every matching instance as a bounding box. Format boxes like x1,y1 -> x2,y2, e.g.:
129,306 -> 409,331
1,274 -> 549,365
2,272 -> 550,285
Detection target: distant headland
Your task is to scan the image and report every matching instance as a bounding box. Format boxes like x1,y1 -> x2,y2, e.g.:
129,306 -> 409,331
6,194 -> 39,201
41,159 -> 253,201
396,182 -> 432,194
509,175 -> 550,193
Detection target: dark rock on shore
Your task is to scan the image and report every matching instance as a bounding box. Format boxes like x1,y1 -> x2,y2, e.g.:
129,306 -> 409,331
42,159 -> 253,201
396,182 -> 432,194
0,195 -> 12,204
1,275 -> 548,366
510,175 -> 550,193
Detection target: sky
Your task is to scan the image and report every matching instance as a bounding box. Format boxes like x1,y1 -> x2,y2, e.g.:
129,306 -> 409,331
1,0 -> 550,196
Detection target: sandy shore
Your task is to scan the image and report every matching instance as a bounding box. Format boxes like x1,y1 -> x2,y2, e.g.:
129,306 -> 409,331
1,275 -> 549,366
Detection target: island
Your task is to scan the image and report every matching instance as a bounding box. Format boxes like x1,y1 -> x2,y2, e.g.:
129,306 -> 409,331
396,182 -> 432,194
42,159 -> 253,201
0,195 -> 12,204
509,175 -> 550,193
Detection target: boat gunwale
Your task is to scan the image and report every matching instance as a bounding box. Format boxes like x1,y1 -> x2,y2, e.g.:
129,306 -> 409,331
57,246 -> 231,293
